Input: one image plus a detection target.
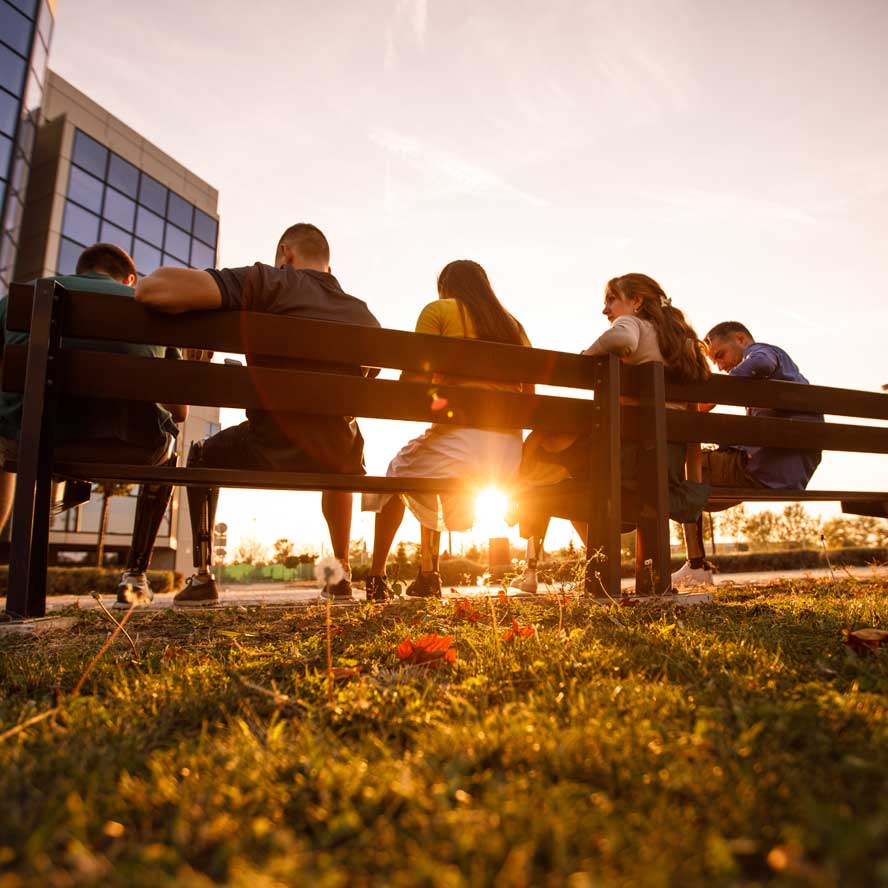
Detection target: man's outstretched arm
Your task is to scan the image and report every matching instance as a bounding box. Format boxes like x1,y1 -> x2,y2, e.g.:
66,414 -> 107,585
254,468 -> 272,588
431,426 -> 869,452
135,268 -> 222,314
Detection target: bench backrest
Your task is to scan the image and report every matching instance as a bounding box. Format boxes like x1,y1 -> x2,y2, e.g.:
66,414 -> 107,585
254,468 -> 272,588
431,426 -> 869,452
3,282 -> 615,434
621,363 -> 888,455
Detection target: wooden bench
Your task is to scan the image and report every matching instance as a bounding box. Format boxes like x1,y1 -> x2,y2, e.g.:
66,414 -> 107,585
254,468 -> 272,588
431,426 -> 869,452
3,278 -> 660,618
619,362 -> 888,582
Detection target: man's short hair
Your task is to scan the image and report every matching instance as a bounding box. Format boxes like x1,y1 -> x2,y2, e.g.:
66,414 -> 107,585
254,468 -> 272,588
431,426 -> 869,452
705,321 -> 753,343
75,243 -> 137,282
278,223 -> 330,265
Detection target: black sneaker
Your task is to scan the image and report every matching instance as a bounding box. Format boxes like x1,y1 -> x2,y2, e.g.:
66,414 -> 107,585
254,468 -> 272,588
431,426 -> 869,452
174,574 -> 219,607
365,575 -> 393,601
406,571 -> 442,598
319,578 -> 354,601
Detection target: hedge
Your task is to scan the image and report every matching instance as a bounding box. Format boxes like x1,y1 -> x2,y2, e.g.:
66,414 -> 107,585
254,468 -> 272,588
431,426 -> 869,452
351,558 -> 486,586
0,567 -> 183,598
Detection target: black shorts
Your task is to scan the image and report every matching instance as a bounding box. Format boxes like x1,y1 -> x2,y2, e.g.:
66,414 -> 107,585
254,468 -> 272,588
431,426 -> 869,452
187,420 -> 364,474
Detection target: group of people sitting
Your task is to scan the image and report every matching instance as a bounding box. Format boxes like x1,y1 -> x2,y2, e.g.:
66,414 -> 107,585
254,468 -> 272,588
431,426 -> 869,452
0,223 -> 822,606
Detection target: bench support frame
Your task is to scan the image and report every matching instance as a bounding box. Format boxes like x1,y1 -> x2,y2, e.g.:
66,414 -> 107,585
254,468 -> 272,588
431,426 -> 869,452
7,280 -> 63,618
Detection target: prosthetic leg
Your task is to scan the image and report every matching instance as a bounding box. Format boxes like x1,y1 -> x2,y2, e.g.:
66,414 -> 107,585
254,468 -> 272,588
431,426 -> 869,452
406,525 -> 443,597
511,516 -> 550,593
115,452 -> 176,607
175,439 -> 221,606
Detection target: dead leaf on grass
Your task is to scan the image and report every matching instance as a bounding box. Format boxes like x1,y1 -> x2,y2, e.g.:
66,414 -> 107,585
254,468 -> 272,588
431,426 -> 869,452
502,619 -> 535,642
330,666 -> 365,682
843,628 -> 888,653
396,633 -> 457,667
454,599 -> 480,623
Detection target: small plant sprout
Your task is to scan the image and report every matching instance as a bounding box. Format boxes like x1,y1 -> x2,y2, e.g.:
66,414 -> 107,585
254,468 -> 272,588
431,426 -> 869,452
314,556 -> 344,701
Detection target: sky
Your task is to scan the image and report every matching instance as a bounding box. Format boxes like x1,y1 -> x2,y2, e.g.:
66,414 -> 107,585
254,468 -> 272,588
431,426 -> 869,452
49,0 -> 888,556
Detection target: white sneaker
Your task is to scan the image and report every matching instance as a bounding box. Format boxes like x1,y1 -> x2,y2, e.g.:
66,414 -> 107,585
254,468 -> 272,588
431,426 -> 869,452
671,561 -> 714,588
113,571 -> 154,609
510,571 -> 538,594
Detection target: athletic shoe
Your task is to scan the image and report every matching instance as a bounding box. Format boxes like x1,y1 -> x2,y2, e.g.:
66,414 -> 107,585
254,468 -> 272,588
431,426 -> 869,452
365,575 -> 393,602
320,578 -> 354,602
509,571 -> 539,594
174,574 -> 220,607
406,571 -> 442,598
671,561 -> 714,588
113,571 -> 154,609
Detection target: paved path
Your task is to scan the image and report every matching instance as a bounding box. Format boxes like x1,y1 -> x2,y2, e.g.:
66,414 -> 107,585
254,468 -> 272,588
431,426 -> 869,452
5,564 -> 885,616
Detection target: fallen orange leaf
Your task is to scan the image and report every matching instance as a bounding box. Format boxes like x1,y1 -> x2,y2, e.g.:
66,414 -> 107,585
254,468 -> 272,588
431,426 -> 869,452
454,599 -> 480,623
502,618 -> 535,642
396,633 -> 458,667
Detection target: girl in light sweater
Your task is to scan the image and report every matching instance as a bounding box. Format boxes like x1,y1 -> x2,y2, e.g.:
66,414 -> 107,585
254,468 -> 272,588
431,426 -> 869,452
512,273 -> 711,593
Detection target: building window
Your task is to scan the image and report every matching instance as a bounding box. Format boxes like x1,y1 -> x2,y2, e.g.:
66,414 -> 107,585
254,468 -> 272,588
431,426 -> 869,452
132,239 -> 160,276
9,0 -> 38,21
61,200 -> 99,246
67,164 -> 103,213
107,153 -> 138,197
56,236 -> 81,274
0,2 -> 33,56
0,41 -> 27,96
99,220 -> 132,253
57,127 -> 219,277
102,186 -> 135,230
138,174 -> 166,216
71,129 -> 108,179
0,86 -> 17,135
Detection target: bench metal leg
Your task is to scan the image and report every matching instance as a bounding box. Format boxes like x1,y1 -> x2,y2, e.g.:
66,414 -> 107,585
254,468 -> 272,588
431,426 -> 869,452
7,280 -> 63,618
585,354 -> 622,598
634,363 -> 671,595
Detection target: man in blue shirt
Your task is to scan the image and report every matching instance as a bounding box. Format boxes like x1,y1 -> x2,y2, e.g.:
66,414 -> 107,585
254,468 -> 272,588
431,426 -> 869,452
673,321 -> 822,586
0,243 -> 184,607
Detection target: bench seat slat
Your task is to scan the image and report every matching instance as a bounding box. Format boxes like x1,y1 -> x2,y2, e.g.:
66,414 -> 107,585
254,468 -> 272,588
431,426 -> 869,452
47,464 -> 494,493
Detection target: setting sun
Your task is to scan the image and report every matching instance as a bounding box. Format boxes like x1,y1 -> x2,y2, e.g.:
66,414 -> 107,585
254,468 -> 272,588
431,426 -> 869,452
474,486 -> 511,537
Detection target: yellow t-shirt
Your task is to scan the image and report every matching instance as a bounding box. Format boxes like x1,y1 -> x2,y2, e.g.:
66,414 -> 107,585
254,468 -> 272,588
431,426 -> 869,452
414,298 -> 531,392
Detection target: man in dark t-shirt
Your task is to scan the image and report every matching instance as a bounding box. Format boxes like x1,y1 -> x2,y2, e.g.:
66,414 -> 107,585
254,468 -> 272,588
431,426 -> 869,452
134,223 -> 380,605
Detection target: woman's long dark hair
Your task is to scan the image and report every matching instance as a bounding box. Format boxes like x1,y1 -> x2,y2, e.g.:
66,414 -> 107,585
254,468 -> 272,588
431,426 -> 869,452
437,260 -> 526,346
606,273 -> 710,383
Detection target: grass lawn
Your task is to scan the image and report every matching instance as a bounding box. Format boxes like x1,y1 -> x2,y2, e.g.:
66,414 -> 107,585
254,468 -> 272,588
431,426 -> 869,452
0,578 -> 886,887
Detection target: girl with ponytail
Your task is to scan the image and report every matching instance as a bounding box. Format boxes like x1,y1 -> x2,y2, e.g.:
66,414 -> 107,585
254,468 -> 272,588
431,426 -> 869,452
513,273 -> 711,593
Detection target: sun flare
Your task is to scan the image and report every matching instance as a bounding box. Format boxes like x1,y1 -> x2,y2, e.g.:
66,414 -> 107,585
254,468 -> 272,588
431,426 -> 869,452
473,486 -> 510,537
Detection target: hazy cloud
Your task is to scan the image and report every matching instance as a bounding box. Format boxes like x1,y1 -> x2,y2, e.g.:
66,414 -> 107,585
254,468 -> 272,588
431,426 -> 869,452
370,127 -> 547,207
384,0 -> 428,72
641,186 -> 817,226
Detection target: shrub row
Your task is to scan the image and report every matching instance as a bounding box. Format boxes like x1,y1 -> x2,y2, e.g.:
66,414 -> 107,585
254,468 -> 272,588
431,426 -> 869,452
351,558 -> 486,586
613,546 -> 888,578
0,567 -> 183,598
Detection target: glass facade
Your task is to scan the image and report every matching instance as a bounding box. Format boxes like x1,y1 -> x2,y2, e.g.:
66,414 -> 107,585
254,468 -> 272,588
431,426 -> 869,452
57,128 -> 219,276
0,0 -> 53,292
51,487 -> 173,541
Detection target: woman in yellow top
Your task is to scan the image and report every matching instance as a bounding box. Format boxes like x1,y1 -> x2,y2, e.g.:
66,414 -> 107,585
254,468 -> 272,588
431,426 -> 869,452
362,260 -> 531,599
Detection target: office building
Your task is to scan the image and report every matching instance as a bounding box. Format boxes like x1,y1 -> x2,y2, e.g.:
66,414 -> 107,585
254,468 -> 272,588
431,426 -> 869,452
2,63 -> 223,575
0,0 -> 54,292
